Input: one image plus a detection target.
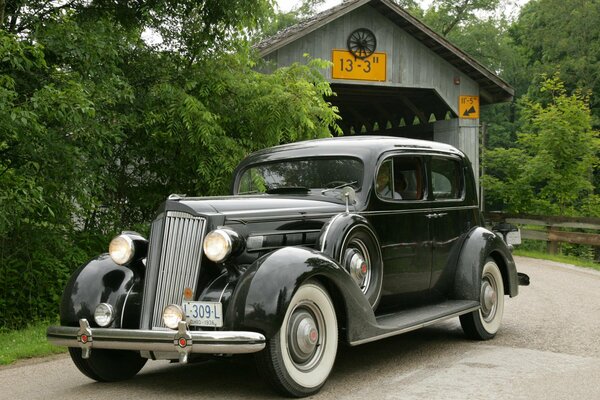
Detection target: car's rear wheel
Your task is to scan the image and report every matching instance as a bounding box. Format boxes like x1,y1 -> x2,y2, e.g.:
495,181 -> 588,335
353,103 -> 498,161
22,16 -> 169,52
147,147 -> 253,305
256,281 -> 338,397
340,226 -> 383,309
68,347 -> 147,382
460,259 -> 505,340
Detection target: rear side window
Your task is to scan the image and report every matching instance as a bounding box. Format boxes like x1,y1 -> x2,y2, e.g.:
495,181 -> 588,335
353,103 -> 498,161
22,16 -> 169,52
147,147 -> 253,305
431,157 -> 463,200
376,156 -> 425,201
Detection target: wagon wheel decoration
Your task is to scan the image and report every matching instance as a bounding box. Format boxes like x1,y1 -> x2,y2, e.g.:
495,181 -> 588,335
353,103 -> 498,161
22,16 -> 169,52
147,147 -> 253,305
347,28 -> 377,59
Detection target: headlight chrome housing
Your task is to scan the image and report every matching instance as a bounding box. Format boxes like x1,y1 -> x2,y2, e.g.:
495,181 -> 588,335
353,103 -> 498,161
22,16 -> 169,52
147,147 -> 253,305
203,229 -> 242,263
108,232 -> 148,266
109,234 -> 135,265
94,303 -> 115,327
163,304 -> 185,329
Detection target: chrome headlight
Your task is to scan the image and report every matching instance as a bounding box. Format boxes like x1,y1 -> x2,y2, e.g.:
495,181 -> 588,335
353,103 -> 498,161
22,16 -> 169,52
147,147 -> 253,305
108,232 -> 148,266
203,229 -> 234,263
109,234 -> 135,265
163,304 -> 184,329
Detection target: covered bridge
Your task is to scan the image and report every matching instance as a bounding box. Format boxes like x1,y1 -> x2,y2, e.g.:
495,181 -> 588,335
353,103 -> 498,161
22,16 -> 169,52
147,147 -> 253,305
256,0 -> 514,187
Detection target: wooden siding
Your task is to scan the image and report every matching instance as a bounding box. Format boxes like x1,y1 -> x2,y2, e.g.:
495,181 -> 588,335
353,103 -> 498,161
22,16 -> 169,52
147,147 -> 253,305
268,5 -> 479,116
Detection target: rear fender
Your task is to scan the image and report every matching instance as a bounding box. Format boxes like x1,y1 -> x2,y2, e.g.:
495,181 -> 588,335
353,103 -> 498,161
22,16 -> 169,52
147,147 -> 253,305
228,246 -> 375,340
454,227 -> 518,301
60,254 -> 144,329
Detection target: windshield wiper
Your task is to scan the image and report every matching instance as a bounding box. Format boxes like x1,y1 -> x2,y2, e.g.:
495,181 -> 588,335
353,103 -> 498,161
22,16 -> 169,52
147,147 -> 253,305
321,180 -> 358,195
266,186 -> 310,194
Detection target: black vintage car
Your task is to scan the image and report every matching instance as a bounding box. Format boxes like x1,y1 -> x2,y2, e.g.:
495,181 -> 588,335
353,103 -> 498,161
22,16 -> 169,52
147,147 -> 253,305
47,136 -> 523,397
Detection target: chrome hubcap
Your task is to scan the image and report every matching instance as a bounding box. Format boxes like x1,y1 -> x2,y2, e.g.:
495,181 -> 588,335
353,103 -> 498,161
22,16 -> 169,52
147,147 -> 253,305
480,277 -> 498,321
349,252 -> 367,282
287,306 -> 323,370
344,239 -> 371,293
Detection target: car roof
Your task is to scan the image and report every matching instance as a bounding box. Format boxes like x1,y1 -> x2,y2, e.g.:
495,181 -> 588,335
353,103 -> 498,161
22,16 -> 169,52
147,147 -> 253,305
238,136 -> 464,167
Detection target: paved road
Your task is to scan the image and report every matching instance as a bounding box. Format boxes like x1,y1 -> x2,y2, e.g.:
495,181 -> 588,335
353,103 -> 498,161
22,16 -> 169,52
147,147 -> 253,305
1,256 -> 599,399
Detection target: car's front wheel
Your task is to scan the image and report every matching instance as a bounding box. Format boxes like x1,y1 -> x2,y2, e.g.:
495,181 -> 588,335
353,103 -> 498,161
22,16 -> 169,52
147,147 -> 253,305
256,281 -> 338,397
460,258 -> 505,340
68,347 -> 147,382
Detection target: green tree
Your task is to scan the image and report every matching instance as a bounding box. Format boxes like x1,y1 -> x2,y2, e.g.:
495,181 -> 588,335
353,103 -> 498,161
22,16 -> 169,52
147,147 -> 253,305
510,0 -> 600,126
483,75 -> 599,215
421,0 -> 500,37
0,1 -> 341,328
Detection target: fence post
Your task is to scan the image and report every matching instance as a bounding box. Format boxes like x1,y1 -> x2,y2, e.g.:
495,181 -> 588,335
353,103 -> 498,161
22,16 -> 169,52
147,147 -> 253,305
547,225 -> 558,255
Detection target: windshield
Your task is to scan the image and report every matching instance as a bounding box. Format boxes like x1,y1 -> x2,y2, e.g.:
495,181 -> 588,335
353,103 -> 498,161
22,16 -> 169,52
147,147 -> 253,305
236,157 -> 363,195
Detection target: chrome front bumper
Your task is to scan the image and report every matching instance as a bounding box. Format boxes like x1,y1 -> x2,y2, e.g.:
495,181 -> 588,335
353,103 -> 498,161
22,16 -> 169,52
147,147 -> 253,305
47,319 -> 266,363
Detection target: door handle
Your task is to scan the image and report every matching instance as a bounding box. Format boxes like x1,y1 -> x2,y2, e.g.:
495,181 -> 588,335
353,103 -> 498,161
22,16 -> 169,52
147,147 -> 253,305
425,213 -> 448,219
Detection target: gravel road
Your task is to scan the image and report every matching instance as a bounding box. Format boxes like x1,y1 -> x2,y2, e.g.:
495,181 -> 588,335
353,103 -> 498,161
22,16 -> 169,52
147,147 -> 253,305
1,256 -> 599,399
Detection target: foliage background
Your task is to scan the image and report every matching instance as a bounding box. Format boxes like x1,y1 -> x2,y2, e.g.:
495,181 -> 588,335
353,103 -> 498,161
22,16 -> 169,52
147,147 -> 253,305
0,0 -> 339,328
1,0 -> 600,328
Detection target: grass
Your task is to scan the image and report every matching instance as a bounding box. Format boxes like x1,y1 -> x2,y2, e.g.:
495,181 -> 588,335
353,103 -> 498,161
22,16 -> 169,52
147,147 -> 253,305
0,320 -> 66,365
514,249 -> 600,271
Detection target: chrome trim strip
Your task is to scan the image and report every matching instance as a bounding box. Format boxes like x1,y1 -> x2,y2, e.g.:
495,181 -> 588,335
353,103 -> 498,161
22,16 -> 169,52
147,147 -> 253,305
320,213 -> 345,252
120,284 -> 136,328
349,305 -> 480,346
47,324 -> 266,356
227,205 -> 479,223
247,229 -> 322,237
360,206 -> 478,216
227,212 -> 340,223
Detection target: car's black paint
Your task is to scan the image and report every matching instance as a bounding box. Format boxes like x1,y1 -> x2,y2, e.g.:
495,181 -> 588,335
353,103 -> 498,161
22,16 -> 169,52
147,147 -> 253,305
318,213 -> 379,259
453,227 -> 518,301
59,135 -> 518,345
60,255 -> 144,328
228,246 -> 374,339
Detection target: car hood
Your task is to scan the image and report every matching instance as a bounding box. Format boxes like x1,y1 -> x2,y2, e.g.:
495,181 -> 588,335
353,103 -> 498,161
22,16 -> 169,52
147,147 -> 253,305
173,195 -> 349,220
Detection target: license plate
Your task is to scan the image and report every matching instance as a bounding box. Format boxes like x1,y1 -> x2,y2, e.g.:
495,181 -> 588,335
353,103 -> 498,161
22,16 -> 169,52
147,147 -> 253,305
182,301 -> 223,327
506,230 -> 522,245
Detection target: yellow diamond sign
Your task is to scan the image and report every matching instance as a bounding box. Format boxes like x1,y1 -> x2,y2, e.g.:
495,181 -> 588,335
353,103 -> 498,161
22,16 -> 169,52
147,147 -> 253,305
459,96 -> 480,119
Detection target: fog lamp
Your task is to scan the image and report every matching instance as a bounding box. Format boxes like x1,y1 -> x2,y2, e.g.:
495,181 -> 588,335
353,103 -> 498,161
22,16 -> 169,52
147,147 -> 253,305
109,234 -> 134,265
163,304 -> 184,329
94,303 -> 114,327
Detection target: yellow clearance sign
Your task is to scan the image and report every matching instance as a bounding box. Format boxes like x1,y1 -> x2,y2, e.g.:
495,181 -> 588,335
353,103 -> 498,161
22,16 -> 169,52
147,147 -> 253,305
459,95 -> 480,119
332,50 -> 386,82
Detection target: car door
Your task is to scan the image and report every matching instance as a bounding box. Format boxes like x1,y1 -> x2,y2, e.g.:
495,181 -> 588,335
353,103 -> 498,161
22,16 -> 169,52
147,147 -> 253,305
428,155 -> 476,291
366,154 -> 433,305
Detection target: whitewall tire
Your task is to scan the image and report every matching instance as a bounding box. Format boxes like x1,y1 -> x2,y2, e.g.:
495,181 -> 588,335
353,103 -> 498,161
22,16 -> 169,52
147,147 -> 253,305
460,259 -> 505,340
256,281 -> 338,397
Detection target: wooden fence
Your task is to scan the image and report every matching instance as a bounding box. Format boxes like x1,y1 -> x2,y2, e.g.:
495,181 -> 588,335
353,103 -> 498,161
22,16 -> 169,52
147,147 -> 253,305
484,212 -> 600,257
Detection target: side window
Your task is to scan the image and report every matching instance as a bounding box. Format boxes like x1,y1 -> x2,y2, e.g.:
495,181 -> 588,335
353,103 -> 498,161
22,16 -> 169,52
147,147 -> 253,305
376,156 -> 425,200
431,157 -> 463,200
394,156 -> 425,200
376,160 -> 396,199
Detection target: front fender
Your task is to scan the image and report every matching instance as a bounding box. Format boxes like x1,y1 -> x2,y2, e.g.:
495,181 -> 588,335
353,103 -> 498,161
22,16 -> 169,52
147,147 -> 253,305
59,254 -> 144,329
228,246 -> 375,340
454,227 -> 518,301
318,212 -> 380,259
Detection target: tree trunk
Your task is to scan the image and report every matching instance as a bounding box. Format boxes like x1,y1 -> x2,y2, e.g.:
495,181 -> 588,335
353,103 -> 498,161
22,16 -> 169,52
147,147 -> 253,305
0,0 -> 6,28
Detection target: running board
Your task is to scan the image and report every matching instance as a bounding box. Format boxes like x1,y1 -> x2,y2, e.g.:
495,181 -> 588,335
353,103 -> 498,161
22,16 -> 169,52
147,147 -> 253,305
350,300 -> 479,346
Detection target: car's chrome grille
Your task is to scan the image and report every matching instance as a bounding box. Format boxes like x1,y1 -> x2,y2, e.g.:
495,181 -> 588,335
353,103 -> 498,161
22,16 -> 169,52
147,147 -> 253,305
140,211 -> 206,329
